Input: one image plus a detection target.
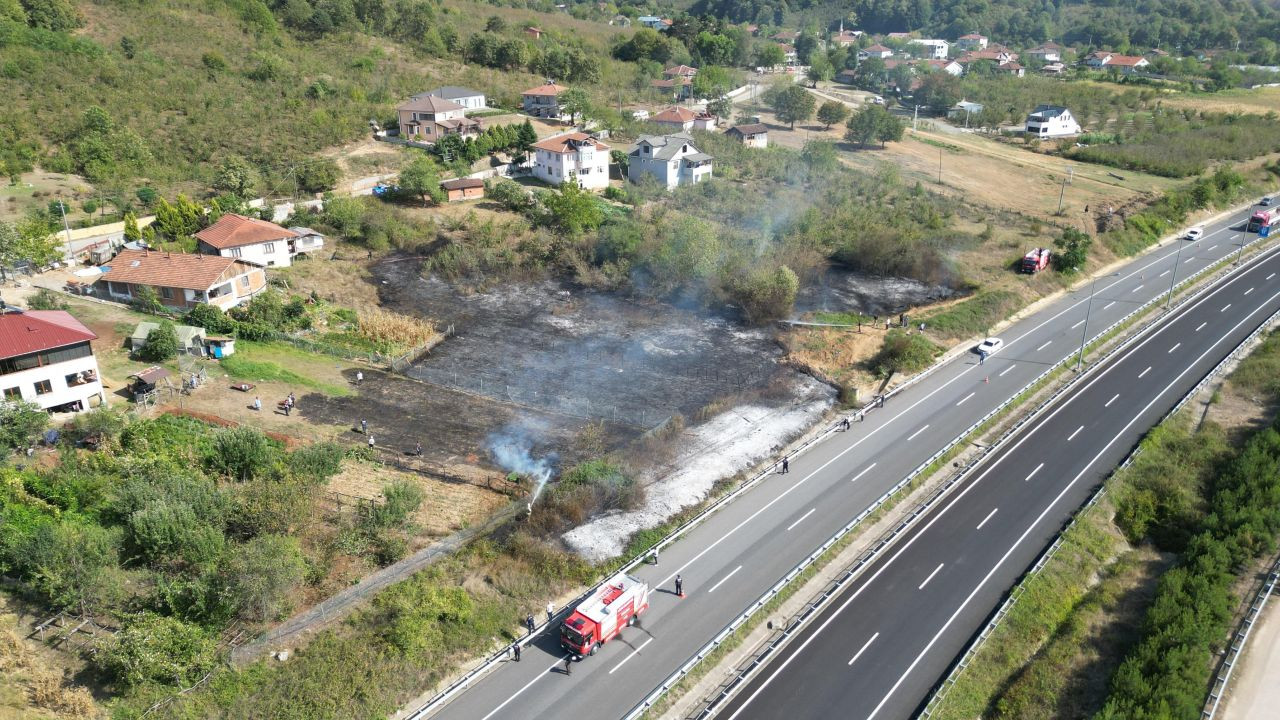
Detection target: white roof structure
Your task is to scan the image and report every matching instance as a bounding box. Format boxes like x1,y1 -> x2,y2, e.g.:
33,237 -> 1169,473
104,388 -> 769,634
576,573 -> 645,623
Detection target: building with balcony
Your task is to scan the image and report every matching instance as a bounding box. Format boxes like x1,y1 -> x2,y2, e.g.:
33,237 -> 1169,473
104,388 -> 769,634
0,309 -> 105,413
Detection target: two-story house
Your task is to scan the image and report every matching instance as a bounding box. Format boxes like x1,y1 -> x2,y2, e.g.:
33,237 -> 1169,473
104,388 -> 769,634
98,249 -> 267,311
196,214 -> 324,268
858,44 -> 894,61
956,33 -> 988,51
627,133 -> 713,189
522,82 -> 572,121
0,309 -> 106,413
532,132 -> 611,190
1026,42 -> 1063,63
1086,51 -> 1150,73
418,86 -> 486,111
910,38 -> 951,59
396,94 -> 481,143
1025,105 -> 1082,137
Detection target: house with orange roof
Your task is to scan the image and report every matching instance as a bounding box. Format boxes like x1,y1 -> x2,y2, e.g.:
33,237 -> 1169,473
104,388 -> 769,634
396,93 -> 481,143
523,82 -> 572,121
652,106 -> 697,132
195,213 -> 323,268
531,132 -> 611,190
956,33 -> 987,51
97,249 -> 267,311
650,75 -> 693,100
1085,51 -> 1149,73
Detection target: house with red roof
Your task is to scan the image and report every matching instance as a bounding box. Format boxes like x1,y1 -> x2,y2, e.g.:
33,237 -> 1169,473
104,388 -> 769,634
196,213 -> 324,268
0,309 -> 105,413
531,132 -> 611,190
1086,51 -> 1150,73
652,106 -> 698,132
97,249 -> 267,311
859,44 -> 894,60
957,33 -> 988,51
523,82 -> 572,121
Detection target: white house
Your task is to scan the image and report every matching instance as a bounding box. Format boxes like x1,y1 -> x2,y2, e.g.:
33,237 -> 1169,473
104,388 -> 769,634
1025,105 -> 1082,138
925,58 -> 965,76
627,133 -> 713,189
725,123 -> 768,148
532,132 -> 611,190
1086,52 -> 1150,73
637,15 -> 665,30
956,33 -> 988,51
859,44 -> 894,60
196,214 -> 324,268
0,309 -> 106,413
948,100 -> 984,122
418,86 -> 486,111
1026,42 -> 1063,63
911,38 -> 950,59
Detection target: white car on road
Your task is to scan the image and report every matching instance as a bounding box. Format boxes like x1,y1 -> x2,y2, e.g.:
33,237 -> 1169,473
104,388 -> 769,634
975,337 -> 1004,356
1184,227 -> 1204,241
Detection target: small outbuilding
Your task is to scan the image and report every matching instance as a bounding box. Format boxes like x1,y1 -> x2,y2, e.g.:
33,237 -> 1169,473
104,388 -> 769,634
441,178 -> 486,202
131,322 -> 207,355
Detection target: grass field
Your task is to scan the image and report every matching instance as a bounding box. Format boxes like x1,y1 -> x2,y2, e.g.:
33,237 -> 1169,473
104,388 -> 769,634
1160,86 -> 1280,114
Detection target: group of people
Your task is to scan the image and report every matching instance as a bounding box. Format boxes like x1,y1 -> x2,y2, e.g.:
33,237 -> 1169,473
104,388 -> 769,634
280,392 -> 296,416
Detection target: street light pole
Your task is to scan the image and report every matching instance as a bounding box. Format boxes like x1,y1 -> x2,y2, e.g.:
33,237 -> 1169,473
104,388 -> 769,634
1235,232 -> 1246,265
1165,237 -> 1186,310
1077,272 -> 1119,372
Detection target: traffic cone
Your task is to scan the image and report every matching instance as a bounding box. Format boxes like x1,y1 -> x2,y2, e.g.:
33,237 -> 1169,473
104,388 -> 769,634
984,376 -> 989,383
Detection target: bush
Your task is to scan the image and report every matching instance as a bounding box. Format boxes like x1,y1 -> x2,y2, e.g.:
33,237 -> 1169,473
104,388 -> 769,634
288,441 -> 345,482
870,330 -> 941,378
94,614 -> 218,688
0,400 -> 48,452
26,287 -> 68,310
364,480 -> 424,530
130,285 -> 164,315
206,427 -> 276,481
216,534 -> 307,622
725,264 -> 799,324
184,303 -> 237,334
1053,228 -> 1092,274
138,319 -> 180,361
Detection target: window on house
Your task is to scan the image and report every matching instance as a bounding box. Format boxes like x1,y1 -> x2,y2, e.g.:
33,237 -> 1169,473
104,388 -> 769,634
34,380 -> 52,395
230,247 -> 242,258
263,242 -> 275,253
3,387 -> 19,400
160,287 -> 172,299
109,281 -> 130,296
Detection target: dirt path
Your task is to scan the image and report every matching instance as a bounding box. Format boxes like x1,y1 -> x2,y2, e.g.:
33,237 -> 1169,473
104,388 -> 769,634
1221,588 -> 1280,720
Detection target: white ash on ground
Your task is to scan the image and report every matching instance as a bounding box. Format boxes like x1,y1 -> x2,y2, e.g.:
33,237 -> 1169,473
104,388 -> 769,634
562,375 -> 837,562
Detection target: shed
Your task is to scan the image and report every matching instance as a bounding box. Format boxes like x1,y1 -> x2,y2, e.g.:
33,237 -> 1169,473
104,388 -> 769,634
205,336 -> 237,358
130,366 -> 171,395
441,178 -> 486,202
131,322 -> 207,354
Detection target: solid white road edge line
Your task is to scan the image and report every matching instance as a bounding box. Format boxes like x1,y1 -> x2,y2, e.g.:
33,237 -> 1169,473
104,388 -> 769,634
708,566 -> 743,594
608,638 -> 654,675
918,564 -> 945,590
847,633 -> 879,666
975,507 -> 998,530
786,509 -> 816,532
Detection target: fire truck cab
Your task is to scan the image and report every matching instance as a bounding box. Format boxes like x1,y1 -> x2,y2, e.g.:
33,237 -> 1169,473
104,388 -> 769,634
560,573 -> 650,657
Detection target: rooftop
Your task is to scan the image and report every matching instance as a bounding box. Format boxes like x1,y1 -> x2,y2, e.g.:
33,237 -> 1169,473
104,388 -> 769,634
0,310 -> 97,361
631,132 -> 703,161
441,178 -> 485,190
531,131 -> 609,154
100,249 -> 250,290
397,94 -> 466,114
727,123 -> 768,135
523,82 -> 568,97
652,106 -> 697,123
195,213 -> 298,250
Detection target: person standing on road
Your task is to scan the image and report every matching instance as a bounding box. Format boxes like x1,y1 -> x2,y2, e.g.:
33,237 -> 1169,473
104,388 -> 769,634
980,350 -> 987,365
368,435 -> 375,449
546,602 -> 554,623
781,456 -> 789,474
513,642 -> 521,662
565,655 -> 573,676
361,419 -> 368,434
675,575 -> 684,597
526,614 -> 536,636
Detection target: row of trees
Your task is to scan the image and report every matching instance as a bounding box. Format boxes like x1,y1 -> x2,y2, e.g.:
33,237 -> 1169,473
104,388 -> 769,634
463,32 -> 601,83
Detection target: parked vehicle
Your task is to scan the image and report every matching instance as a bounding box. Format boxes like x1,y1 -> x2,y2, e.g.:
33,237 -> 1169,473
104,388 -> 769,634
1020,248 -> 1051,273
975,337 -> 1004,356
560,573 -> 649,657
1247,207 -> 1280,235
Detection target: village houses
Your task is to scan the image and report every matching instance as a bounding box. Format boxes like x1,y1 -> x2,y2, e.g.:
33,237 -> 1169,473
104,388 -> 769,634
956,33 -> 988,51
627,132 -> 713,189
396,93 -> 481,143
0,308 -> 106,413
522,82 -> 572,121
1086,51 -> 1151,73
724,123 -> 768,148
1025,105 -> 1082,137
910,38 -> 950,59
97,249 -> 267,311
196,213 -> 324,268
531,132 -> 611,190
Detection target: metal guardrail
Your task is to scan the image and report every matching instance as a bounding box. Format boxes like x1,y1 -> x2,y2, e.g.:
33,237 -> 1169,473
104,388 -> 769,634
1204,557 -> 1280,720
407,231 -> 1276,720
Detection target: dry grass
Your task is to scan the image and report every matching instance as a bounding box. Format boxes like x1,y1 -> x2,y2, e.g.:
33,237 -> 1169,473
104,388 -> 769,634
0,600 -> 101,719
1159,86 -> 1280,114
358,306 -> 438,350
324,460 -> 508,539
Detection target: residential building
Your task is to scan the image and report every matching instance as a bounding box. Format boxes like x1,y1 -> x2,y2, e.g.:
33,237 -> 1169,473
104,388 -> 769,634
911,38 -> 950,59
859,44 -> 894,60
396,94 -> 481,142
652,106 -> 697,132
1086,51 -> 1150,73
441,178 -> 485,202
627,133 -> 713,189
522,82 -> 571,121
692,111 -> 717,131
771,30 -> 798,42
637,16 -> 665,30
959,48 -> 1016,65
1026,42 -> 1063,63
531,132 -> 611,190
948,100 -> 984,121
196,213 -> 323,268
1025,104 -> 1081,137
97,249 -> 267,311
417,86 -> 487,111
925,58 -> 965,76
995,61 -> 1025,77
831,30 -> 863,46
778,43 -> 798,65
525,26 -> 543,39
0,309 -> 105,413
664,64 -> 698,78
836,68 -> 858,84
1041,62 -> 1066,75
956,33 -> 988,51
724,123 -> 768,148
886,32 -> 913,40
650,76 -> 693,101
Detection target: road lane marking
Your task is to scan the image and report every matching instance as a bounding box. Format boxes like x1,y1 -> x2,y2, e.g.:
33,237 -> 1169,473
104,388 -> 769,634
850,463 -> 877,483
1222,304 -> 1232,312
956,392 -> 975,406
1196,322 -> 1207,332
480,653 -> 572,720
1105,394 -> 1119,407
608,637 -> 654,675
1246,287 -> 1255,295
1068,425 -> 1084,441
918,563 -> 944,590
999,364 -> 1016,377
907,425 -> 930,441
1169,342 -> 1181,353
976,508 -> 998,530
847,633 -> 879,666
1139,366 -> 1151,378
1071,319 -> 1085,329
1103,301 -> 1116,310
1159,269 -> 1170,277
786,510 -> 816,532
1132,284 -> 1143,293
708,566 -> 743,594
1208,244 -> 1218,252
1268,273 -> 1276,280
1025,463 -> 1044,482
1036,340 -> 1052,351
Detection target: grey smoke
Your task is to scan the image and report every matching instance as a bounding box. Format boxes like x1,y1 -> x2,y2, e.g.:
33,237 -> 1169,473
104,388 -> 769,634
487,420 -> 559,502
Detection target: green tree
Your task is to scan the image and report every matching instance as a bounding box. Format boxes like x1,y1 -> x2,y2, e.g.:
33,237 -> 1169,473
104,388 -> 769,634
212,155 -> 259,197
398,155 -> 445,206
207,426 -> 276,482
484,14 -> 505,32
0,216 -> 61,269
816,100 -> 850,129
19,0 -> 82,31
0,400 -> 48,453
770,85 -> 816,129
139,320 -> 180,362
693,31 -> 736,66
16,521 -> 123,613
67,107 -> 151,183
296,158 -> 340,193
516,120 -> 539,153
1053,227 -> 1092,273
727,265 -> 799,324
871,330 -> 941,377
559,87 -> 590,125
217,535 -> 307,622
875,111 -> 905,146
542,182 -> 604,235
184,303 -> 236,333
123,211 -> 141,243
915,71 -> 961,115
807,54 -> 834,87
800,140 -> 839,176
754,43 -> 786,68
94,614 -> 217,688
690,65 -> 731,101
365,480 -> 425,530
846,104 -> 900,148
130,286 -> 163,315
794,31 -> 819,64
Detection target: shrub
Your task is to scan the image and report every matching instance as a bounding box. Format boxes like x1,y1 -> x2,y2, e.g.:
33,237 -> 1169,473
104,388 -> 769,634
870,330 -> 941,378
184,303 -> 237,334
364,480 -> 424,530
1053,228 -> 1092,274
206,426 -> 276,481
138,319 -> 179,361
725,264 -> 799,324
288,441 -> 345,482
130,285 -> 164,315
94,614 -> 218,688
0,400 -> 48,452
216,534 -> 307,622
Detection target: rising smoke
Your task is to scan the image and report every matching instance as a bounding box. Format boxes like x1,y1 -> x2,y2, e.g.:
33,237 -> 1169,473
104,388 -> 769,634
487,419 -> 559,504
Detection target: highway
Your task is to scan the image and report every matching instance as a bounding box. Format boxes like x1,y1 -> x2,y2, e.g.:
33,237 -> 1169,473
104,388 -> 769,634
717,231 -> 1280,720
421,203 -> 1269,720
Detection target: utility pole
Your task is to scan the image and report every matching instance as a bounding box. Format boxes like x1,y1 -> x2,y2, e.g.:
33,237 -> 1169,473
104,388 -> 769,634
57,198 -> 73,262
913,104 -> 919,131
1165,237 -> 1186,310
938,147 -> 943,184
1057,175 -> 1068,215
1077,272 -> 1119,371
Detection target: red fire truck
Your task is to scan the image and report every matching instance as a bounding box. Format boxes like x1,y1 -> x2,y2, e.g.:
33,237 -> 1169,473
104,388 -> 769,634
1020,248 -> 1051,273
1247,207 -> 1280,235
560,573 -> 650,657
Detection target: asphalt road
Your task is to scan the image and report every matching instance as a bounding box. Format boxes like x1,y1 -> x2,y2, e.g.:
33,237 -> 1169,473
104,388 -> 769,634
717,241 -> 1280,719
422,204 -> 1270,720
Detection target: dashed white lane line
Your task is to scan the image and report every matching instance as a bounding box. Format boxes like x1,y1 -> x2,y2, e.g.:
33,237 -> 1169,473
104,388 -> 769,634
1222,303 -> 1232,312
1103,301 -> 1116,310
1169,342 -> 1182,353
1071,319 -> 1085,329
608,637 -> 654,675
1159,269 -> 1171,277
1196,321 -> 1207,332
480,654 -> 572,720
1208,244 -> 1218,252
708,565 -> 743,594
1246,287 -> 1255,295
999,364 -> 1017,377
907,425 -> 930,441
1025,462 -> 1044,482
1268,273 -> 1276,280
956,392 -> 975,406
1036,340 -> 1052,351
1139,366 -> 1152,378
1068,425 -> 1084,441
976,508 -> 998,530
786,509 -> 816,532
850,463 -> 877,483
1105,393 -> 1119,408
1132,284 -> 1144,293
918,563 -> 945,591
847,633 -> 879,666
